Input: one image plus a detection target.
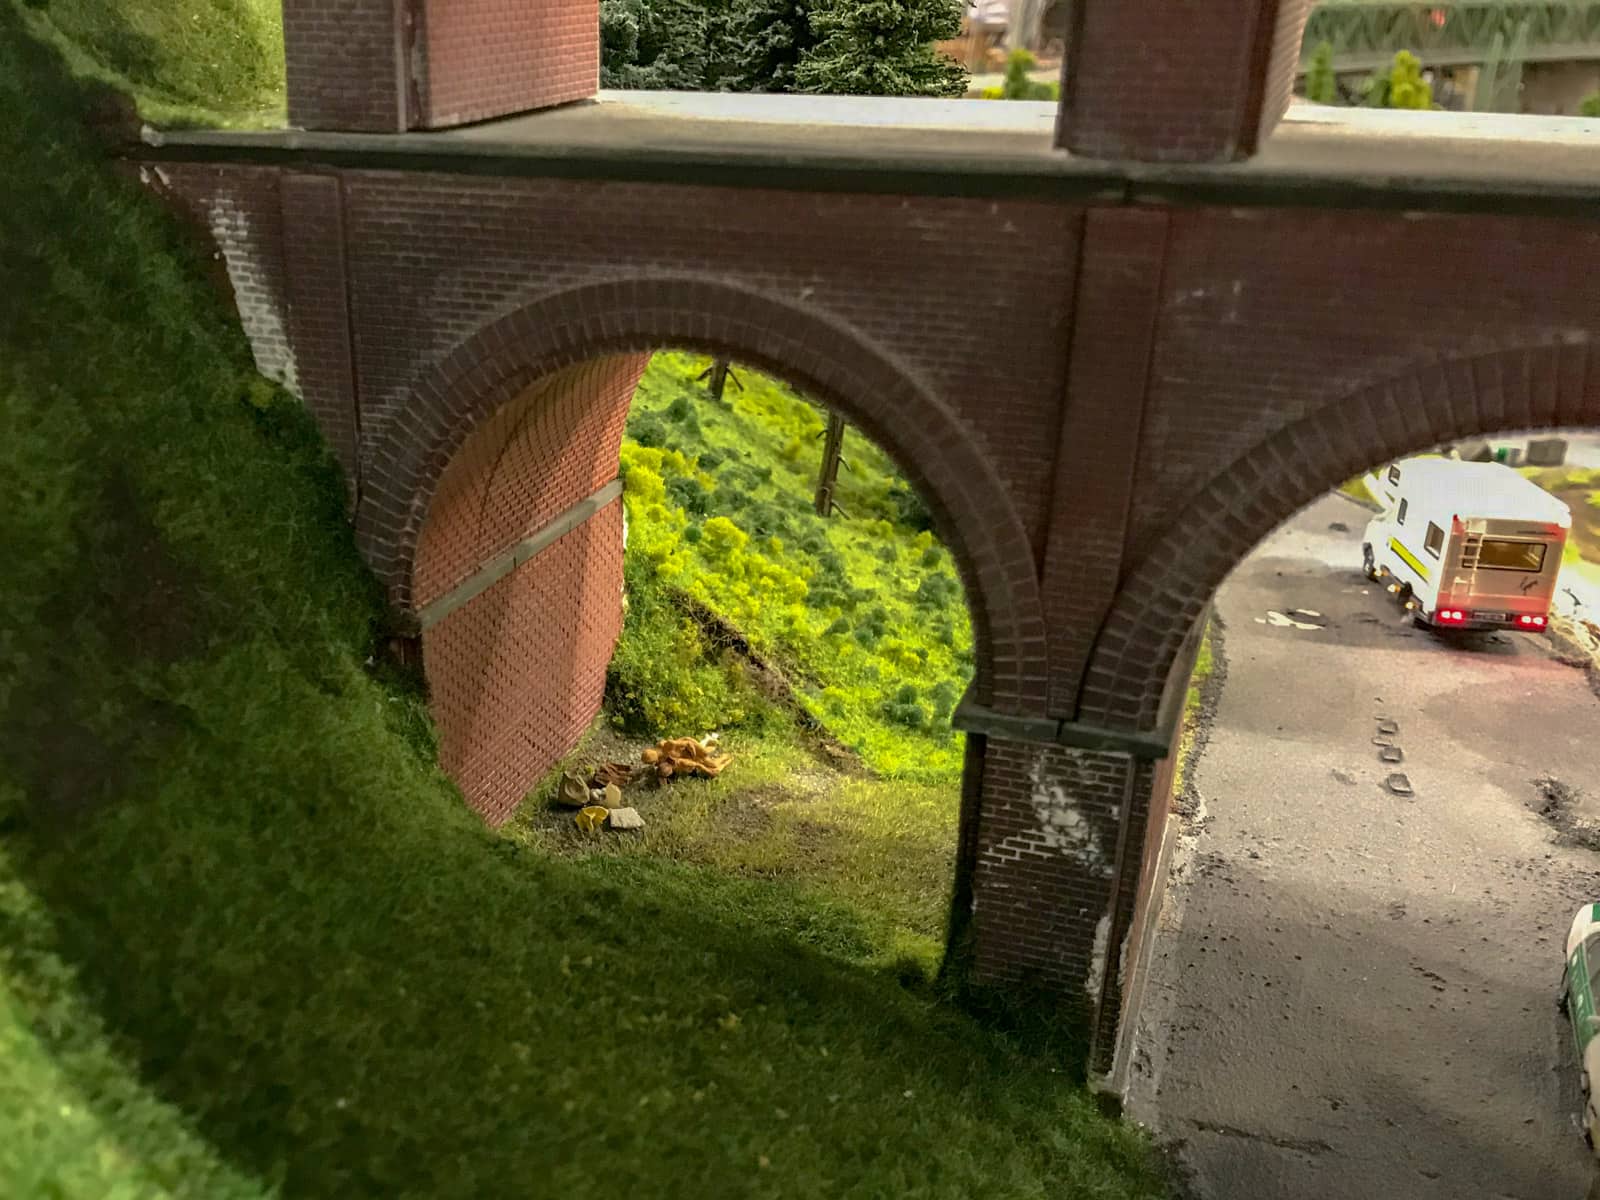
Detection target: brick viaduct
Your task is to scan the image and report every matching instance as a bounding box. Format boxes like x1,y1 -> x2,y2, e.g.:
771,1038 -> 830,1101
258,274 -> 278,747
135,0 -> 1600,1085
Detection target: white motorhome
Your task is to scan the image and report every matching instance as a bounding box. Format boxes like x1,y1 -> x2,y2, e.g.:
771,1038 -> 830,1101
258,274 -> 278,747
1360,457 -> 1571,631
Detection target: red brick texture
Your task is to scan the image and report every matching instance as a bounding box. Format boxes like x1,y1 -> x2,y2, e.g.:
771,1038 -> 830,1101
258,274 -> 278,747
145,150 -> 1600,1080
281,0 -> 600,132
423,505 -> 624,824
414,356 -> 645,607
361,276 -> 1050,718
280,174 -> 362,494
1082,208 -> 1600,732
1041,208 -> 1168,713
414,355 -> 644,821
1057,0 -> 1313,162
282,0 -> 407,132
419,0 -> 600,127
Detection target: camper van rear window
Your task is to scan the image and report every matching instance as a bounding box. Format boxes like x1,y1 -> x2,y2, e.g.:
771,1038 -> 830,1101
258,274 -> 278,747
1478,540 -> 1547,572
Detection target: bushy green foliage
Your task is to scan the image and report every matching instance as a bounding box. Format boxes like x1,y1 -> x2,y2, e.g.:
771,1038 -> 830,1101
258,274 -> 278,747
601,0 -> 967,97
614,354 -> 975,778
795,0 -> 966,96
599,0 -> 714,89
1581,91 -> 1600,118
1304,40 -> 1337,105
998,48 -> 1055,100
717,0 -> 820,91
0,12 -> 1171,1198
1361,49 -> 1433,110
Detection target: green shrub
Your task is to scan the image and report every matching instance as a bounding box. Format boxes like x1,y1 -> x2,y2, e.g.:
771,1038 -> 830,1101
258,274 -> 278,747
1305,40 -> 1336,104
1582,91 -> 1600,118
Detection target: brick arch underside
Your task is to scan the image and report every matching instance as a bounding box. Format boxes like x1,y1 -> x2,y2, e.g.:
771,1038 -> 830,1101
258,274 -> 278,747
1081,339 -> 1600,733
363,279 -> 1048,823
416,355 -> 649,822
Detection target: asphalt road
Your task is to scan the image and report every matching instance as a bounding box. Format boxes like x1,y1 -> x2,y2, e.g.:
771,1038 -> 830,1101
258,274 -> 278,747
1126,493 -> 1600,1200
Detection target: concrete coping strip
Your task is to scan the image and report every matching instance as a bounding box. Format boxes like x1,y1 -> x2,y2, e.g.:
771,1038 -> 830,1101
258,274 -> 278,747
415,478 -> 624,631
135,104 -> 1600,218
952,690 -> 1173,759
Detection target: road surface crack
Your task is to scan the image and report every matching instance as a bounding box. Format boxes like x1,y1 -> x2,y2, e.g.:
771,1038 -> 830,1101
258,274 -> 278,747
1188,1120 -> 1332,1156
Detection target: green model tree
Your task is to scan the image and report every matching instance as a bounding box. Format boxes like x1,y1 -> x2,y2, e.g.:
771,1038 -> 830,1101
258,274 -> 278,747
1304,40 -> 1337,104
1582,91 -> 1600,118
1361,49 -> 1433,110
794,0 -> 967,96
600,0 -> 715,88
717,0 -> 820,91
602,0 -> 968,98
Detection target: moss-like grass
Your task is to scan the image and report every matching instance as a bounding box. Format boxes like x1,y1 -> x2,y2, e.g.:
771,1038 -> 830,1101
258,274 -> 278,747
613,353 -> 974,781
514,724 -> 960,974
16,0 -> 285,126
0,9 -> 1171,1198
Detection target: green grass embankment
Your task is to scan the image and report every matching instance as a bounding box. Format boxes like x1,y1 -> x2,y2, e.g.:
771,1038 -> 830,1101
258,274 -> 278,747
0,8 -> 1171,1198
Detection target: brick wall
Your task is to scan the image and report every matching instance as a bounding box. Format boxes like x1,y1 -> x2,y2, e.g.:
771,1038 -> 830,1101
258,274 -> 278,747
1058,0 -> 1308,162
338,175 -> 1076,562
414,356 -> 645,606
416,355 -> 646,820
282,0 -> 407,132
1072,207 -> 1600,732
420,0 -> 600,127
280,174 -> 361,494
282,0 -> 600,132
1041,208 -> 1167,711
423,506 -> 624,823
143,115 -> 1600,1073
969,739 -> 1132,1000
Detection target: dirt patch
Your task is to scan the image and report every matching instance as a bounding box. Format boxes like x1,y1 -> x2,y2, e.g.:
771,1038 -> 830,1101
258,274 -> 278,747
1530,775 -> 1600,851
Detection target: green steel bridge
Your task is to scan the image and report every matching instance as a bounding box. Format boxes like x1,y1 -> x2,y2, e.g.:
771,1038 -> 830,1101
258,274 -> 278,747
1300,1 -> 1600,72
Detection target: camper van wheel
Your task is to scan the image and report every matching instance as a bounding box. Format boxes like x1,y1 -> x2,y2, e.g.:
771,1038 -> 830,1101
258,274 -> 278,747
1362,545 -> 1378,581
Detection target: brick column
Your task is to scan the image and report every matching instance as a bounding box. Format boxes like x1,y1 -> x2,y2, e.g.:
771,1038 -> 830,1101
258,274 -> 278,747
968,739 -> 1139,1027
280,174 -> 361,497
1041,209 -> 1168,714
1056,0 -> 1313,162
283,0 -> 409,132
282,0 -> 600,133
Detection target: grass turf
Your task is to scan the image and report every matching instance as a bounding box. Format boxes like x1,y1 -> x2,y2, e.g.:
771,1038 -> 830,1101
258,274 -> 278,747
612,353 -> 974,781
16,0 -> 284,126
0,7 -> 1171,1197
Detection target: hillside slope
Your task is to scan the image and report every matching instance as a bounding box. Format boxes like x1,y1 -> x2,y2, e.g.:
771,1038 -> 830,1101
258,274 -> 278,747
0,8 -> 1169,1199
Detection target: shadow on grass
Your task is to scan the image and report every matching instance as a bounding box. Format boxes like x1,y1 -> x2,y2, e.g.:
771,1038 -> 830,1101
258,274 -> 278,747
5,727 -> 1148,1197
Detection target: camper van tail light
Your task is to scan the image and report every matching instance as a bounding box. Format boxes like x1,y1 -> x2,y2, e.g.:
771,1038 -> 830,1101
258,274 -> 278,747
1437,609 -> 1467,625
1518,614 -> 1547,629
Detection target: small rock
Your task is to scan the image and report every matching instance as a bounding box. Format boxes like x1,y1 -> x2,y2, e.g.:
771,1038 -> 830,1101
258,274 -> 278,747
602,783 -> 623,809
1328,521 -> 1349,533
1376,719 -> 1400,736
608,806 -> 644,831
1379,746 -> 1404,764
1385,772 -> 1414,797
558,773 -> 591,808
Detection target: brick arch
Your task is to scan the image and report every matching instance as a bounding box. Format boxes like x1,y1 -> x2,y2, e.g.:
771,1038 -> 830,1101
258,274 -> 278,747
1078,338 -> 1599,731
358,275 -> 1048,718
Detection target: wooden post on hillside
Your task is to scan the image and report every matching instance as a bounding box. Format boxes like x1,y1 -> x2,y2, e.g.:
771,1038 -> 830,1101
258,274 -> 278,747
699,357 -> 742,402
814,412 -> 847,517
